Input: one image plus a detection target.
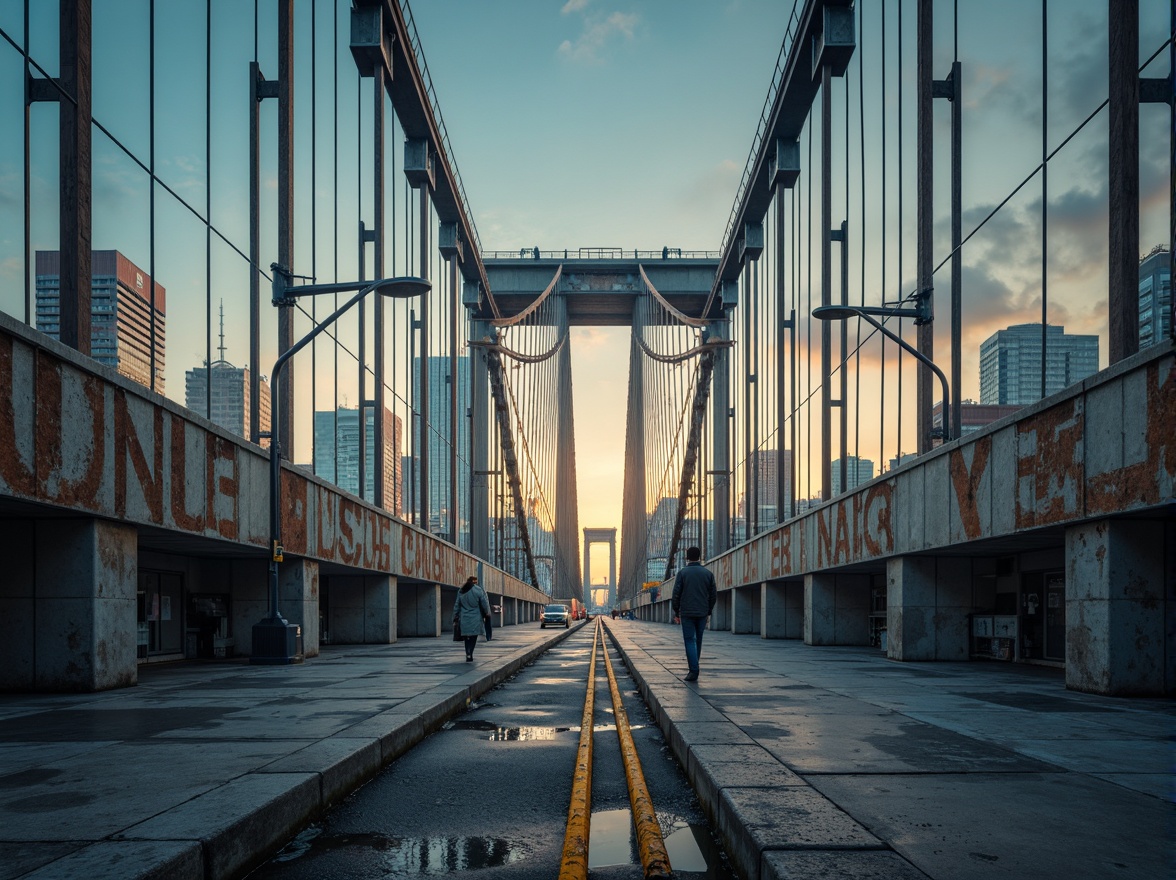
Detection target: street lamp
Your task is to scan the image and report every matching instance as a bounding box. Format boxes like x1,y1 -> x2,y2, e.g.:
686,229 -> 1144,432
812,292 -> 956,443
252,264 -> 431,665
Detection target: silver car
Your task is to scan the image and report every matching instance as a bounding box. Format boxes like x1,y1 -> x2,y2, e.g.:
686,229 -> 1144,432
541,604 -> 571,628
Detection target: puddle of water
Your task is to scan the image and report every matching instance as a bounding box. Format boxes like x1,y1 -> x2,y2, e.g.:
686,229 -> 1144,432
270,825 -> 530,874
663,822 -> 737,879
444,720 -> 570,740
589,808 -> 635,868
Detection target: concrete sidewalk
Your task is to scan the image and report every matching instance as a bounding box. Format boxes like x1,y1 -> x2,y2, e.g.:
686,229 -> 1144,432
0,622 -> 582,880
603,619 -> 1175,880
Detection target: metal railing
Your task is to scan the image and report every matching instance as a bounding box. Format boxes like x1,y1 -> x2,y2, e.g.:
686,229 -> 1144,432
482,248 -> 720,261
718,1 -> 802,261
399,0 -> 482,256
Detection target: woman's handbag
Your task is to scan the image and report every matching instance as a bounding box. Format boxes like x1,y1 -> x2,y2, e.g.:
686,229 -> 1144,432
453,619 -> 462,641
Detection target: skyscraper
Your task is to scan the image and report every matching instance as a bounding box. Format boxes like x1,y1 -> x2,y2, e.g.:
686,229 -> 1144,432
35,250 -> 166,392
184,303 -> 271,443
413,355 -> 471,535
314,406 -> 403,514
1138,246 -> 1171,347
978,324 -> 1098,406
831,456 -> 874,496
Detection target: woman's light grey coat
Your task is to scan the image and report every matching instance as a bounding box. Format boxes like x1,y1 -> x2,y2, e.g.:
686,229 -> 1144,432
454,584 -> 490,638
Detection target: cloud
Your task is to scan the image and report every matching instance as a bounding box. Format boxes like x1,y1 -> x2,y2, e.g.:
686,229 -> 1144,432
558,10 -> 639,64
561,0 -> 590,12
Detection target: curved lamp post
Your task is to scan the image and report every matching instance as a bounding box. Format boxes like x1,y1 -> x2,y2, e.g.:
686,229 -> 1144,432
812,298 -> 956,445
252,264 -> 431,665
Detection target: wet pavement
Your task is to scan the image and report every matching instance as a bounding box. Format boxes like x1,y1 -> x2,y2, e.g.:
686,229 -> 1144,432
603,619 -> 1176,880
1,617 -> 1172,879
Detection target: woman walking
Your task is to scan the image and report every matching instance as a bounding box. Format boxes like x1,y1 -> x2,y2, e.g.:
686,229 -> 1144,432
453,575 -> 490,662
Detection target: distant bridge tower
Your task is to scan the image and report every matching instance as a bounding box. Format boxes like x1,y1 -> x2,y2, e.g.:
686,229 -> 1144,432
583,528 -> 617,607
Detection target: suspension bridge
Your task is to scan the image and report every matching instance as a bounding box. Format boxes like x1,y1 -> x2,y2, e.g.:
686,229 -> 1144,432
0,0 -> 1171,700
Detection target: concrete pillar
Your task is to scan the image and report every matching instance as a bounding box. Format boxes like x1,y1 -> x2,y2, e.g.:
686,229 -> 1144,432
805,573 -> 836,645
1066,519 -> 1171,696
711,313 -> 731,554
805,572 -> 870,646
470,317 -> 491,559
0,519 -> 138,691
397,582 -> 441,637
887,557 -> 934,660
733,584 -> 761,634
710,591 -> 731,630
762,580 -> 802,639
328,574 -> 397,644
279,558 -> 319,658
886,557 -> 972,661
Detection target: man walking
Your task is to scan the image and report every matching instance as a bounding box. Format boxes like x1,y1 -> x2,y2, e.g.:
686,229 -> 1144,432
671,546 -> 717,682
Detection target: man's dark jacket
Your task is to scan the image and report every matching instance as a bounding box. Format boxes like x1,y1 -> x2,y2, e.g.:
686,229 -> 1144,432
671,561 -> 717,618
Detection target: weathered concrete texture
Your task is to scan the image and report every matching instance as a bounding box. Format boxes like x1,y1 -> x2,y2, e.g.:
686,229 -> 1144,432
718,786 -> 884,880
328,574 -> 396,644
887,556 -> 934,661
228,557 -> 269,658
733,584 -> 761,633
805,573 -> 869,646
278,558 -> 320,657
258,735 -> 383,807
763,850 -> 927,880
397,583 -> 441,637
19,840 -> 203,880
712,591 -> 732,630
761,580 -> 802,639
24,518 -> 138,691
1065,519 -> 1170,695
0,518 -> 36,689
116,772 -> 320,880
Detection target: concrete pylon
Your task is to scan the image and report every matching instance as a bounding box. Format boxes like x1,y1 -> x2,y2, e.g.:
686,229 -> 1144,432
618,333 -> 647,602
554,305 -> 583,600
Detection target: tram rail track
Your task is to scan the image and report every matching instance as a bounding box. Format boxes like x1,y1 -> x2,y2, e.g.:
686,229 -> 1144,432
560,618 -> 674,880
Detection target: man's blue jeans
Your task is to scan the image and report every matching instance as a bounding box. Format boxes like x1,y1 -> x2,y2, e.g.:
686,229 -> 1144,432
680,615 -> 707,675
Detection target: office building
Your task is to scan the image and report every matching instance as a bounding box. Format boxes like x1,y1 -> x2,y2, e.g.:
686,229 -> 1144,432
978,323 -> 1098,405
314,406 -> 403,514
932,400 -> 1021,439
1138,246 -> 1171,347
35,250 -> 166,392
831,456 -> 874,496
413,355 -> 471,532
184,304 -> 271,442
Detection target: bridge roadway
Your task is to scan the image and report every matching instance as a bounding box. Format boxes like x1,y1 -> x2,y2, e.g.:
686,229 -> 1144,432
0,619 -> 1170,879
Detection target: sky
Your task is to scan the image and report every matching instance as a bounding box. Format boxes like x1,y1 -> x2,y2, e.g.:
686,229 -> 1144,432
0,1 -> 1170,590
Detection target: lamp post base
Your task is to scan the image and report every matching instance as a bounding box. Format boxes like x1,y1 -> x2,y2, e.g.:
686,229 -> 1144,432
250,617 -> 303,665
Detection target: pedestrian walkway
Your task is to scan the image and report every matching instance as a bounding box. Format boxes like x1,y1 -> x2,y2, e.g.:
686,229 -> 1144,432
602,619 -> 1175,880
0,623 -> 581,880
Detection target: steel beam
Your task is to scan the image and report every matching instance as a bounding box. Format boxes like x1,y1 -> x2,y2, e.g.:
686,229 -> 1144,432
373,65 -> 387,508
555,317 -> 583,599
820,61 -> 833,499
469,316 -> 491,559
1109,0 -> 1140,363
58,0 -> 92,357
710,314 -> 732,553
916,0 -> 934,454
664,349 -> 717,581
485,345 -> 541,589
277,0 -> 294,461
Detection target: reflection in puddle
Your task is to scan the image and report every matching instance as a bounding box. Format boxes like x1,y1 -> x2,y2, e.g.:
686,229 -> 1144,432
586,811 -> 734,877
589,809 -> 634,868
268,825 -> 530,874
444,719 -> 572,740
663,820 -> 737,879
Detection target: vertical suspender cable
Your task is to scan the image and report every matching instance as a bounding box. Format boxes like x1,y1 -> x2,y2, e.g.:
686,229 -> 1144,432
205,0 -> 212,420
1041,0 -> 1048,399
880,0 -> 888,467
896,0 -> 904,463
